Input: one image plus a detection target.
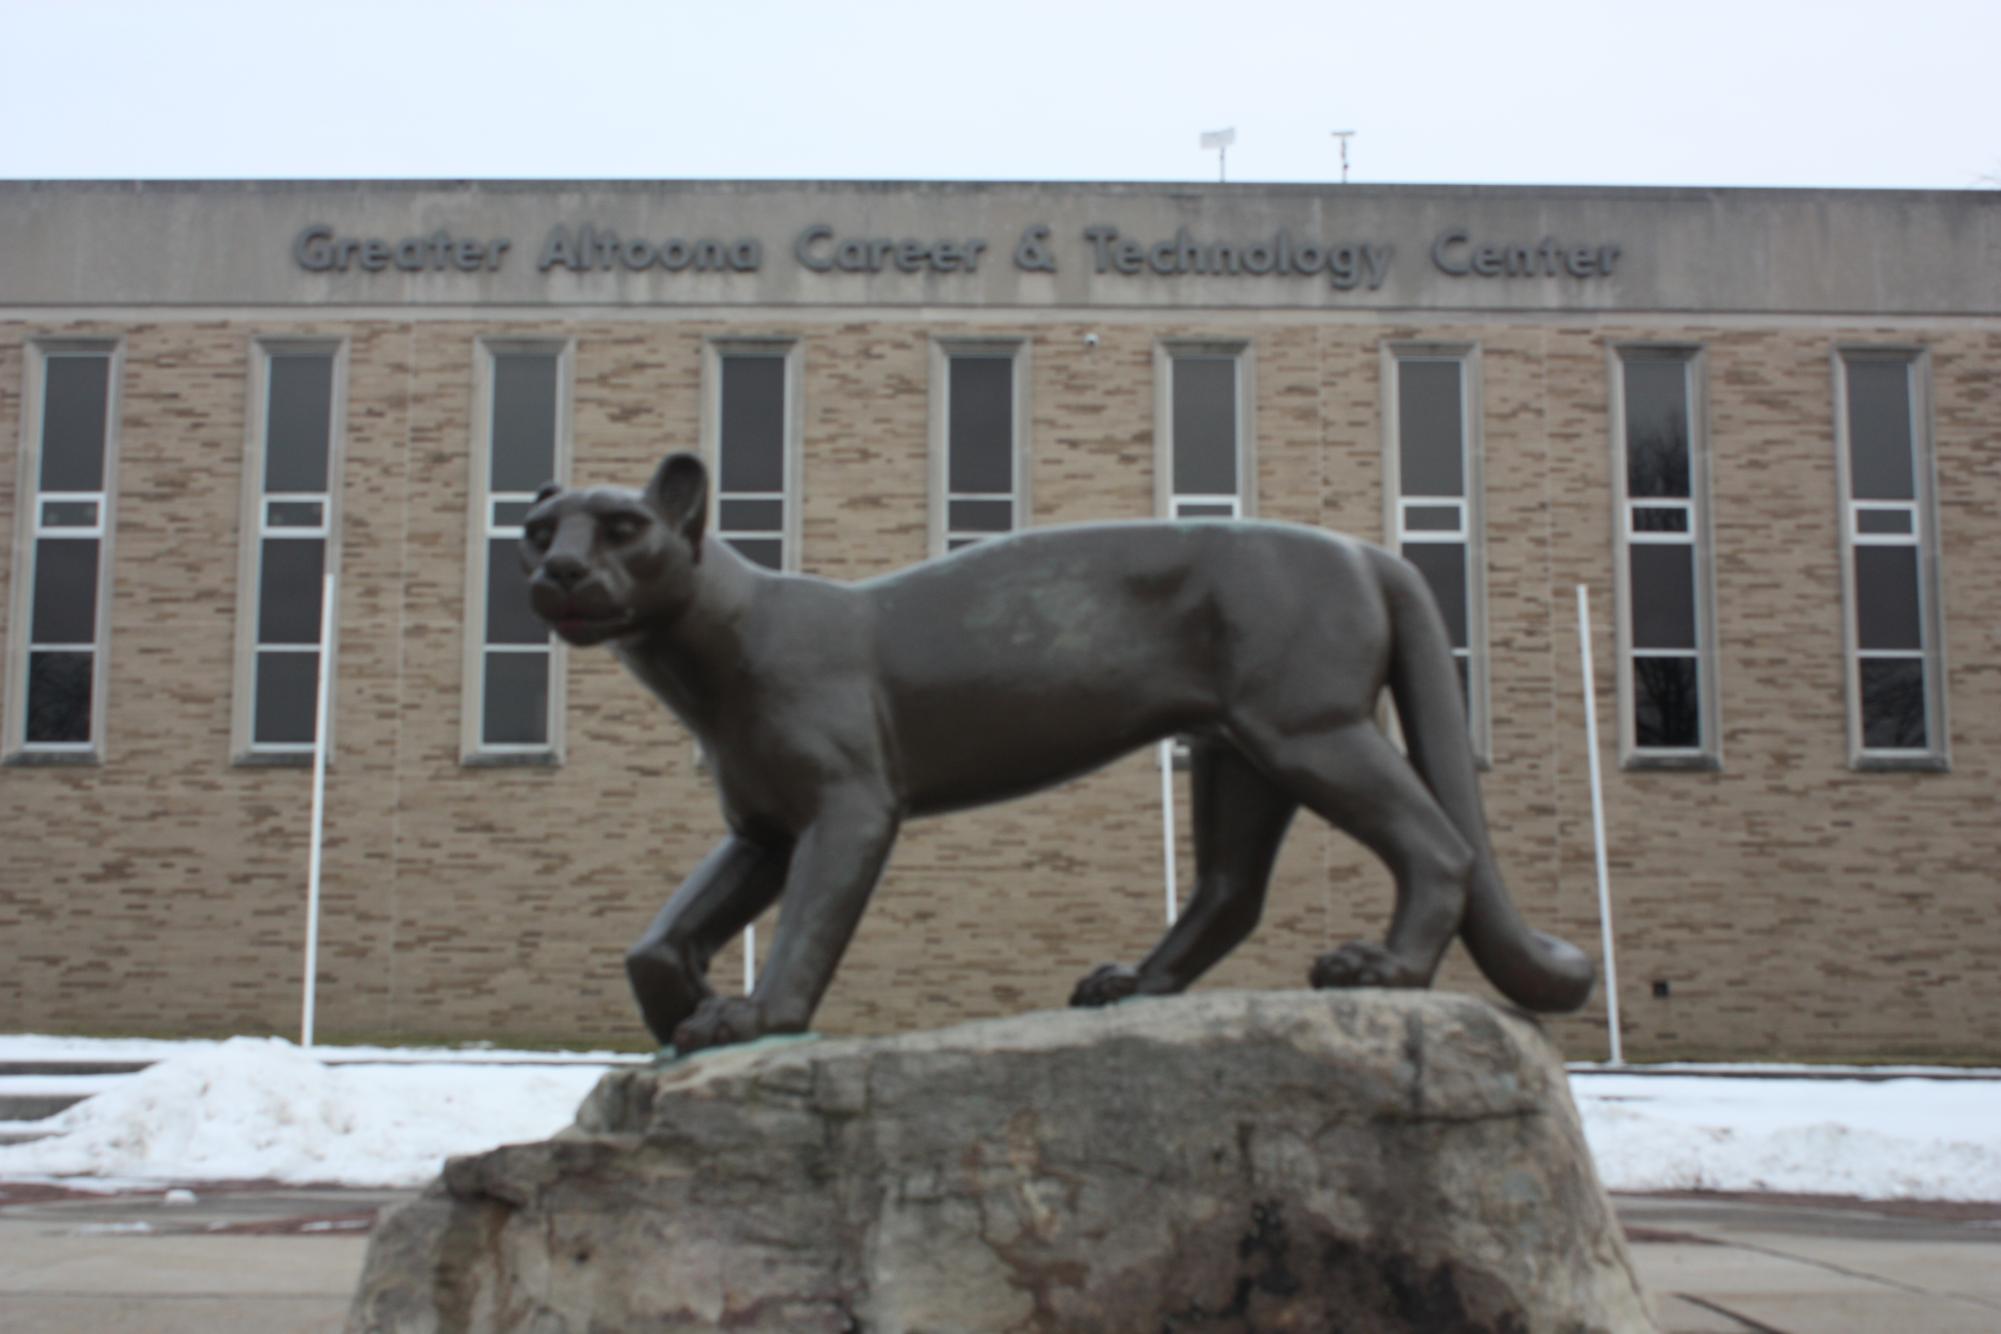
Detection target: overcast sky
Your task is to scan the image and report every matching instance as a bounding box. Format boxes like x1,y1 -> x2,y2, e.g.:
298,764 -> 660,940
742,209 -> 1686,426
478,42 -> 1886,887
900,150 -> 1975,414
2,0 -> 1994,190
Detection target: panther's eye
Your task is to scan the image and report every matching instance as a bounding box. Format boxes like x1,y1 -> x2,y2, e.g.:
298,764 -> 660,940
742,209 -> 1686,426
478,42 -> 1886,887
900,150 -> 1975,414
604,515 -> 645,545
524,521 -> 554,551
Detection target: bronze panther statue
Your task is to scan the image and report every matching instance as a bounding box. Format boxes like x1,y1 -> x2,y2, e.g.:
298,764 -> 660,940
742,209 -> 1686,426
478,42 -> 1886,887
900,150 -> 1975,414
523,452 -> 1594,1053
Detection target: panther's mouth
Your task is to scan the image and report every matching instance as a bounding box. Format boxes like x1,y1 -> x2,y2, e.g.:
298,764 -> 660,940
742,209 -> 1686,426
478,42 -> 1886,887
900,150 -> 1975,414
551,609 -> 637,645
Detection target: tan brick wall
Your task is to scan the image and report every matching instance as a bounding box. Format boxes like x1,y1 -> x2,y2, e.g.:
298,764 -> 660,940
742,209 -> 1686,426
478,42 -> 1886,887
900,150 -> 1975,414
2,312 -> 1997,1062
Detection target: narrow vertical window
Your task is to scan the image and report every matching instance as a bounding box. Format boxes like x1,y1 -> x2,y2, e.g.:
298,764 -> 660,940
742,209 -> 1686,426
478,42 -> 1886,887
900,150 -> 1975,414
7,342 -> 120,761
1612,348 -> 1718,767
1158,343 -> 1252,519
1385,346 -> 1487,758
465,342 -> 569,761
706,341 -> 800,571
1152,342 -> 1254,920
1836,350 -> 1945,767
235,344 -> 342,759
930,340 -> 1028,554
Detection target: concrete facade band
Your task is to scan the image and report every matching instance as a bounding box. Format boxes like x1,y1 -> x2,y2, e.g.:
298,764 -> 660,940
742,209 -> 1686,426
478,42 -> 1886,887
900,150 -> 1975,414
1,182 -> 1997,1060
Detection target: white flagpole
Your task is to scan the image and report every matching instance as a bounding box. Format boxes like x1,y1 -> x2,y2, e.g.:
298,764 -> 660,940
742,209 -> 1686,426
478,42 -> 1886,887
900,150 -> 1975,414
1159,741 -> 1180,924
301,571 -> 336,1051
1576,585 -> 1623,1065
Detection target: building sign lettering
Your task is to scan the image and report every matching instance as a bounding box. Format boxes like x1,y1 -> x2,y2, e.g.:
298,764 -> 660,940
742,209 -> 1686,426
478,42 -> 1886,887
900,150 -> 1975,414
1429,228 -> 1620,279
295,225 -> 511,273
794,225 -> 989,274
292,221 -> 1623,286
1082,225 -> 1391,289
536,224 -> 761,273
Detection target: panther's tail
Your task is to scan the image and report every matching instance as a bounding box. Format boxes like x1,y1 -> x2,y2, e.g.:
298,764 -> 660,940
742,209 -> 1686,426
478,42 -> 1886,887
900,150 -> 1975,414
1372,547 -> 1596,1013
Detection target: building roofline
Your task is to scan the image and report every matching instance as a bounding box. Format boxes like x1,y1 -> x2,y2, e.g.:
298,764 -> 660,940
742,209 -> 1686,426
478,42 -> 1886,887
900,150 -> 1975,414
1,177 -> 1994,204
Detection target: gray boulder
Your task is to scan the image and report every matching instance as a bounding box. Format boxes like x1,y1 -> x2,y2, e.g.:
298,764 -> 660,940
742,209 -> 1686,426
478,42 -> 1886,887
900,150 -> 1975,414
348,990 -> 1654,1332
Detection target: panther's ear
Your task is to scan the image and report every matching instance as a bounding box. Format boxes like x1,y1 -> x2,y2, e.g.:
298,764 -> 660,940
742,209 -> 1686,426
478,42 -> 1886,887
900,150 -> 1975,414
646,452 -> 709,557
534,480 -> 562,504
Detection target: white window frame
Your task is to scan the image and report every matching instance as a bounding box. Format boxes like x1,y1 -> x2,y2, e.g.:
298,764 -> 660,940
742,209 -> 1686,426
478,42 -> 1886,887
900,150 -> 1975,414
4,338 -> 123,765
1609,345 -> 1721,770
928,337 -> 1031,556
702,338 -> 803,572
231,338 -> 348,764
1382,343 -> 1490,765
1156,340 -> 1255,521
461,338 -> 573,765
1833,347 -> 1947,771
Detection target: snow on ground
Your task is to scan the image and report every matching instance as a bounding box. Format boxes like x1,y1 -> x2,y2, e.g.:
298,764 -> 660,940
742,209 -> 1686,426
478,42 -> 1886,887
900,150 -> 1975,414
0,1037 -> 615,1188
3,1034 -> 1999,1199
0,1033 -> 637,1064
1572,1071 -> 2001,1201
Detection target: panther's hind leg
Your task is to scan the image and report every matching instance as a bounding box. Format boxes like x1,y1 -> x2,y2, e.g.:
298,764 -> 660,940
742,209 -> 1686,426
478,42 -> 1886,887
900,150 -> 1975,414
1235,720 -> 1472,992
1071,737 -> 1296,1007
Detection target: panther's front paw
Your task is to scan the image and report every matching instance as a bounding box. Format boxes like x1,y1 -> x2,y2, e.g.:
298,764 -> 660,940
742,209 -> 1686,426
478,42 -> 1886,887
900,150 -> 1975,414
672,996 -> 767,1053
1309,942 -> 1426,991
1070,963 -> 1142,1008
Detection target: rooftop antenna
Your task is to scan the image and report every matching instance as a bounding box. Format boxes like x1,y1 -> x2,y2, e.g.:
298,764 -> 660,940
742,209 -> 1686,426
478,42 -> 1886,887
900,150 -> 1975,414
1331,130 -> 1356,183
1200,128 -> 1236,183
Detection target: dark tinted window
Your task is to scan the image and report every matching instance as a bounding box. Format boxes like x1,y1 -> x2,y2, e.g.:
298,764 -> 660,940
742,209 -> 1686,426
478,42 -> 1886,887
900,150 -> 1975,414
255,652 -> 320,745
1633,658 -> 1700,749
486,538 -> 546,644
948,499 -> 1013,533
39,354 -> 111,492
266,499 -> 325,529
483,654 -> 549,746
1630,505 -> 1690,534
727,537 -> 784,570
265,354 -> 334,492
1630,545 -> 1697,650
1846,361 -> 1915,501
258,539 -> 325,645
1854,547 -> 1923,651
718,498 -> 784,532
1172,358 -> 1237,495
720,356 -> 786,492
1855,509 -> 1913,536
30,539 -> 99,644
948,356 -> 1013,493
1405,543 -> 1469,648
26,651 -> 93,744
491,354 -> 559,492
1860,659 -> 1927,749
1624,360 -> 1690,499
1404,504 -> 1460,532
1398,360 -> 1463,495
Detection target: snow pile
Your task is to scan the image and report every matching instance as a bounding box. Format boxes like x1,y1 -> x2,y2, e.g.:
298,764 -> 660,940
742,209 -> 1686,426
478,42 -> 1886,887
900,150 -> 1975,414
1574,1073 -> 2001,1201
0,1037 -> 605,1187
4,1037 -> 2000,1200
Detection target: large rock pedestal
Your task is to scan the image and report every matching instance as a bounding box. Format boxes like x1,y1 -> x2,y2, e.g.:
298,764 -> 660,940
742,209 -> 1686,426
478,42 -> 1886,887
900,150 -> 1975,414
348,991 -> 1653,1332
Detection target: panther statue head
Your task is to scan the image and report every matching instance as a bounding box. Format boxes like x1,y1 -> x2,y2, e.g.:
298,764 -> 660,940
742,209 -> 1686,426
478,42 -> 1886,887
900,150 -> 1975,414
519,452 -> 713,647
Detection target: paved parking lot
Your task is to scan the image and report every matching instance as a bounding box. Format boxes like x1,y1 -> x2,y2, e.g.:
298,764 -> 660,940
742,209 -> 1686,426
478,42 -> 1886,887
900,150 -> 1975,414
3,1181 -> 1998,1332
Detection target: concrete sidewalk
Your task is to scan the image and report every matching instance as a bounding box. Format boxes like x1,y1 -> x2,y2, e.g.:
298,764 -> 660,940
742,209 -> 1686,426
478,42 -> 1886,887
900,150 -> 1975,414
2,1182 -> 1998,1332
0,1182 -> 403,1333
1621,1193 -> 2001,1333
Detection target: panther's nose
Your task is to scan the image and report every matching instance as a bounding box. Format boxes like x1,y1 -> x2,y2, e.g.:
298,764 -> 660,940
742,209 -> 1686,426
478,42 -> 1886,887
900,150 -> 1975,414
540,552 -> 589,592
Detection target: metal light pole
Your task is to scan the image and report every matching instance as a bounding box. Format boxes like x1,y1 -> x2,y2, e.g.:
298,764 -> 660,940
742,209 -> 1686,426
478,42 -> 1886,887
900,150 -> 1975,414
301,571 -> 337,1051
1576,585 -> 1624,1065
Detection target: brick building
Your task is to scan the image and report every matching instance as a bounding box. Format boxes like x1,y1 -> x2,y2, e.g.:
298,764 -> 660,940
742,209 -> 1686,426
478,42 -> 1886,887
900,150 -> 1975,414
2,181 -> 1996,1060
